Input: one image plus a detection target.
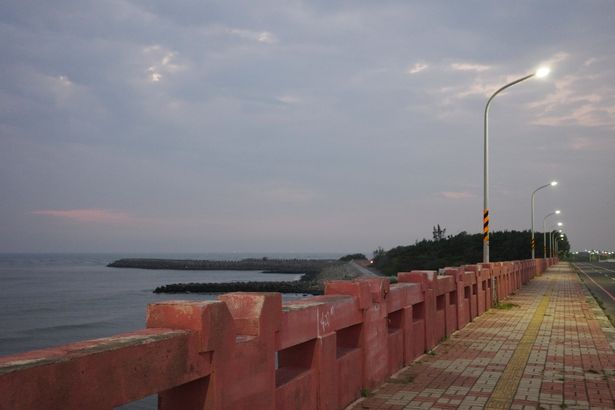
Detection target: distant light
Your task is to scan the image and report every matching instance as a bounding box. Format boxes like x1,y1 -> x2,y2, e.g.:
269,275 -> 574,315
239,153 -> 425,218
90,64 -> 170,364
550,180 -> 558,186
557,222 -> 563,226
536,67 -> 551,78
555,210 -> 561,214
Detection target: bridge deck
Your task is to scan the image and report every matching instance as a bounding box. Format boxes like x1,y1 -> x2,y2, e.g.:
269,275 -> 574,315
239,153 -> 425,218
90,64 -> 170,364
349,263 -> 615,410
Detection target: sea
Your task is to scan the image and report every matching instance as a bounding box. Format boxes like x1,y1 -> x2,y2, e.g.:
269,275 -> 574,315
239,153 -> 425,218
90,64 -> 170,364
0,252 -> 341,409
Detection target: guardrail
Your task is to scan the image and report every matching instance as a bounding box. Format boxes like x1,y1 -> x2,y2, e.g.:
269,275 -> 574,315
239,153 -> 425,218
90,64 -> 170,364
0,258 -> 556,409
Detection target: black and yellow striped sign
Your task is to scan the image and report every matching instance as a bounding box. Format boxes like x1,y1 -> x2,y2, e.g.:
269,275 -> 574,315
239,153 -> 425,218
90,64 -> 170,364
531,239 -> 535,250
483,209 -> 489,242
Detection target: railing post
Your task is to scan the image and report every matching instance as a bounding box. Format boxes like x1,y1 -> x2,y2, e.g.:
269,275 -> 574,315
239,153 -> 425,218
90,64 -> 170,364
325,279 -> 371,408
355,277 -> 390,389
443,267 -> 467,330
218,292 -> 281,409
146,300 -> 236,410
398,271 -> 437,351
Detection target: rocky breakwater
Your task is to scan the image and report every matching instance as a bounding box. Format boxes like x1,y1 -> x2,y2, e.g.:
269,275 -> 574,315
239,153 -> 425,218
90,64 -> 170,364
153,270 -> 325,295
108,257 -> 377,295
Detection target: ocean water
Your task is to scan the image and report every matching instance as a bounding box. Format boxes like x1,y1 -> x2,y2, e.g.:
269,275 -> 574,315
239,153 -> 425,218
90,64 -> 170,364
0,252 -> 338,409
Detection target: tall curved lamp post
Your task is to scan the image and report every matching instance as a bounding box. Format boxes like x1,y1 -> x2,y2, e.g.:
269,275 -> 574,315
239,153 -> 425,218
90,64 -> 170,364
531,181 -> 558,258
483,66 -> 550,264
557,233 -> 565,256
550,222 -> 563,257
556,230 -> 565,256
542,209 -> 561,258
483,66 -> 550,306
553,231 -> 564,257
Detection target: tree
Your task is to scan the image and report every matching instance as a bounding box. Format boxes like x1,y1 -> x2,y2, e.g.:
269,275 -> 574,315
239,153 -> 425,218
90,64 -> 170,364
372,229 -> 562,276
432,224 -> 446,241
339,253 -> 367,262
373,247 -> 385,258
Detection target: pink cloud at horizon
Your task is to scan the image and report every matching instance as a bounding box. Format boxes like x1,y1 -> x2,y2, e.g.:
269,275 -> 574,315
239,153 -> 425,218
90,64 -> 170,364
31,209 -> 134,223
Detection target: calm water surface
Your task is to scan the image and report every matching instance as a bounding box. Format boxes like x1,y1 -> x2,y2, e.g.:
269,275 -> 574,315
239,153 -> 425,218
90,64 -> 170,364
0,253 -> 340,355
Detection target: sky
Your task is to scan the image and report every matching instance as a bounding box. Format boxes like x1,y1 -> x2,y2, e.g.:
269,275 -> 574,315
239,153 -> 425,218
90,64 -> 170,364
1,1 -> 614,254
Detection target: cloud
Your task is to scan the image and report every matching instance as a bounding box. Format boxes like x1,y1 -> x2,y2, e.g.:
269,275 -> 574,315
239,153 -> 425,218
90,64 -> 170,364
440,191 -> 475,200
31,209 -> 134,223
56,75 -> 72,86
528,74 -> 615,130
437,52 -> 571,103
541,52 -> 569,68
407,63 -> 428,75
276,95 -> 302,104
226,28 -> 278,44
436,78 -> 507,103
436,72 -> 534,102
584,58 -> 598,66
569,137 -> 592,150
451,62 -> 491,72
142,45 -> 185,83
147,68 -> 162,82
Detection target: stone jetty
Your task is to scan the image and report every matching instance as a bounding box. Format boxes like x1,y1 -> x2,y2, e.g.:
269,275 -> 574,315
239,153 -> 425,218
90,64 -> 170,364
107,257 -> 336,274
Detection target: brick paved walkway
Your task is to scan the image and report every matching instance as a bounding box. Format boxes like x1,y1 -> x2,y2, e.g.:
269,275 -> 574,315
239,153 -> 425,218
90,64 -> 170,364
348,263 -> 615,410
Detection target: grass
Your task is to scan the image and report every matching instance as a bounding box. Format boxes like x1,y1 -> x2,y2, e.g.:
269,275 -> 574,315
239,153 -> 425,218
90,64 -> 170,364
360,388 -> 372,397
494,302 -> 520,310
387,374 -> 415,384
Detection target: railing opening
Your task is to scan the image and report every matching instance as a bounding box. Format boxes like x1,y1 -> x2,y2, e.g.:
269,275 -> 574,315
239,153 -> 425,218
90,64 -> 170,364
276,339 -> 316,387
449,290 -> 457,306
412,302 -> 425,322
336,323 -> 362,358
436,294 -> 445,311
388,309 -> 403,333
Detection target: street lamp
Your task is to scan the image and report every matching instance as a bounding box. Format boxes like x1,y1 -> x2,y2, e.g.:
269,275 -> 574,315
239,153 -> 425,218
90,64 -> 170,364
556,233 -> 565,256
482,66 -> 550,307
550,223 -> 563,257
483,66 -> 550,264
531,181 -> 558,259
542,209 -> 561,258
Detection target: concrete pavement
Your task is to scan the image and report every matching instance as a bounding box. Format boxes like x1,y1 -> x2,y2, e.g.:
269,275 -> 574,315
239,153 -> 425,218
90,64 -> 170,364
348,263 -> 615,410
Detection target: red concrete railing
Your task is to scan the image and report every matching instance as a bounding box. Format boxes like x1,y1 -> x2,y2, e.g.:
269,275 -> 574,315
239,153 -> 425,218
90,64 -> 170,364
0,258 -> 557,410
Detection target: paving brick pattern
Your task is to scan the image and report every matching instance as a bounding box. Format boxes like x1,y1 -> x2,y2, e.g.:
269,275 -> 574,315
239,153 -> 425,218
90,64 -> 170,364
348,263 -> 615,410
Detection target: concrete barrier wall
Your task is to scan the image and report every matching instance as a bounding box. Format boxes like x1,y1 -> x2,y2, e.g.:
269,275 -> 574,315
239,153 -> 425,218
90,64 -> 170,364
0,258 -> 557,410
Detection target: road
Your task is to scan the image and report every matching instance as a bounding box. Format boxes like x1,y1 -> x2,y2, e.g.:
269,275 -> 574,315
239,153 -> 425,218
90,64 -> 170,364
574,262 -> 615,324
